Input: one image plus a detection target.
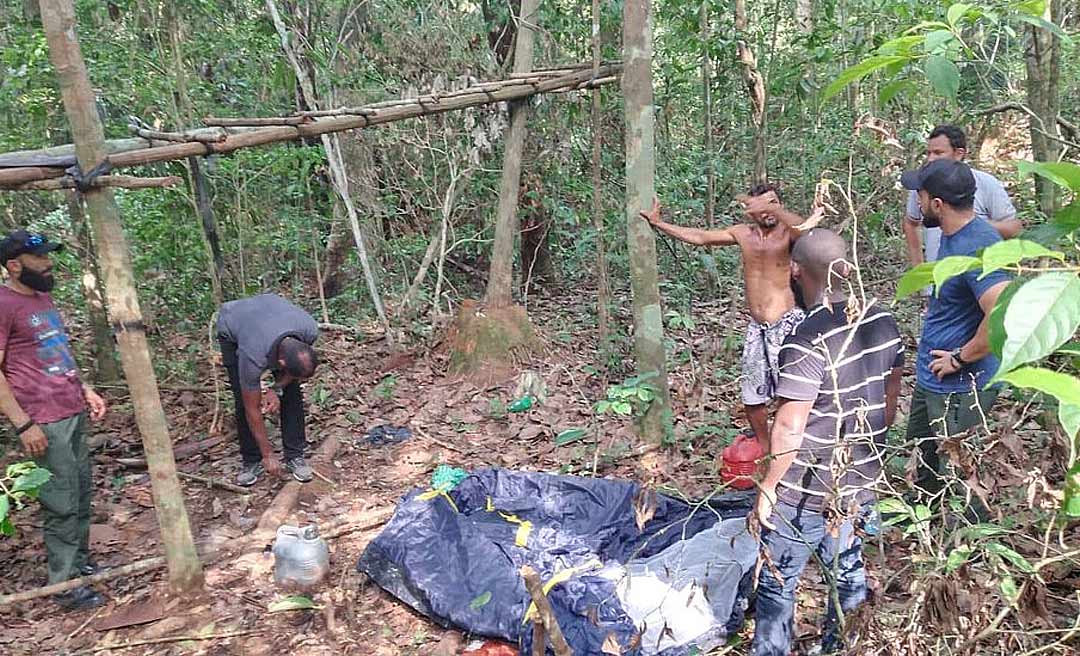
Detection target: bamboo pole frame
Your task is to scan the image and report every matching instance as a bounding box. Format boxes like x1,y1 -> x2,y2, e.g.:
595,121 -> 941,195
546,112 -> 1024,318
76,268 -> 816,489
0,64 -> 621,189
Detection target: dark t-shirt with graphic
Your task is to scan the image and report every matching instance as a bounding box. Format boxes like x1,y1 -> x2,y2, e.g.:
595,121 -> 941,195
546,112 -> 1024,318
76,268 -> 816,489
0,287 -> 86,424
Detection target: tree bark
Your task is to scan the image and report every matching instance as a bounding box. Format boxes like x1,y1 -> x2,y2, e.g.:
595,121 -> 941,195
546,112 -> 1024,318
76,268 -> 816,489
1023,0 -> 1063,215
66,191 -> 120,382
701,2 -> 716,227
592,0 -> 611,344
623,0 -> 672,443
734,0 -> 767,185
38,0 -> 203,593
795,0 -> 813,34
485,0 -> 540,308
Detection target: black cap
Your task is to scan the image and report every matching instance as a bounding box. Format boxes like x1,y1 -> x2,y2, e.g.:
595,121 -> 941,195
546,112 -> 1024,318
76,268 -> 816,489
900,159 -> 976,207
1,230 -> 63,264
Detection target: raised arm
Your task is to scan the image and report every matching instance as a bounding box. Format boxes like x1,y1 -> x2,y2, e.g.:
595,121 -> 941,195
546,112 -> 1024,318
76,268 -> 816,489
738,192 -> 823,236
640,199 -> 738,246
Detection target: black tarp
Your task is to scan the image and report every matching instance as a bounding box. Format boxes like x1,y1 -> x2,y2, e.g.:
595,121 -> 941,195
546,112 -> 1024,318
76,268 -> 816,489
357,468 -> 756,655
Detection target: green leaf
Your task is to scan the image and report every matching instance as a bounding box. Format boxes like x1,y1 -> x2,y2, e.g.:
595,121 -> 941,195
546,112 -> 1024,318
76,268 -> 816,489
878,35 -> 926,55
995,367 -> 1080,406
1015,0 -> 1046,16
979,239 -> 1064,277
988,278 -> 1025,358
1057,342 -> 1080,356
612,401 -> 633,416
999,273 -> 1080,375
984,542 -> 1036,573
0,495 -> 8,524
946,546 -> 972,573
1058,404 -> 1080,441
924,55 -> 960,100
637,387 -> 655,402
268,595 -> 316,612
822,55 -> 910,102
914,504 -> 931,522
1063,461 -> 1080,518
946,3 -> 972,27
933,256 -> 980,291
1017,161 -> 1080,193
957,523 -> 1008,540
555,428 -> 587,446
0,516 -> 13,537
876,497 -> 912,516
1000,575 -> 1020,603
1053,201 -> 1080,233
469,591 -> 492,610
11,467 -> 51,494
924,29 -> 956,53
896,262 -> 936,300
878,78 -> 913,106
1016,14 -> 1074,46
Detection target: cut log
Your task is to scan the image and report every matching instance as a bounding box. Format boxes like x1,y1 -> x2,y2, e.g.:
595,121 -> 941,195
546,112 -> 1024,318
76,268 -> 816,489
520,565 -> 573,656
114,435 -> 227,468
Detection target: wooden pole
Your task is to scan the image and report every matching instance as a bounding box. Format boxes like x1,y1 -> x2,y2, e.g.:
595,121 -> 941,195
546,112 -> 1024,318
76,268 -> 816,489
188,156 -> 226,304
623,0 -> 672,442
0,66 -> 620,188
66,191 -> 121,382
701,2 -> 716,228
7,175 -> 181,191
484,0 -> 541,307
520,565 -> 573,656
38,0 -> 204,593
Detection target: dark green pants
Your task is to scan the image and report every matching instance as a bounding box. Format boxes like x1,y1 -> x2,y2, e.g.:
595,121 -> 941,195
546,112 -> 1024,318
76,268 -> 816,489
34,413 -> 92,585
906,385 -> 999,496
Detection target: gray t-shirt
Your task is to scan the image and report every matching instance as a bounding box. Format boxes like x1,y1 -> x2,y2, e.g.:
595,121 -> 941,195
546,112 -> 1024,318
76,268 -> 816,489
217,294 -> 318,390
905,167 -> 1016,261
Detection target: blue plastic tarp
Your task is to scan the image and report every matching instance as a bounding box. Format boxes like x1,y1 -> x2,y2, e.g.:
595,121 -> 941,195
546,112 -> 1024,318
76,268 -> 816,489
357,468 -> 755,655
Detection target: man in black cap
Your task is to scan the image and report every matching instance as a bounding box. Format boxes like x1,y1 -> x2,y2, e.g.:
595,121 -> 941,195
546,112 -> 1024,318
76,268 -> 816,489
0,230 -> 108,610
899,160 -> 1011,502
216,294 -> 319,486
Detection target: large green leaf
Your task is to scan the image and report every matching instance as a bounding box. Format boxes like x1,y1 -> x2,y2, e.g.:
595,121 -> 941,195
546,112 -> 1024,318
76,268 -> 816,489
996,367 -> 1080,406
1016,14 -> 1075,46
822,55 -> 910,102
999,272 -> 1080,374
946,3 -> 972,27
980,239 -> 1064,277
933,255 -> 980,290
984,542 -> 1036,573
555,428 -> 588,446
878,35 -> 926,55
1017,161 -> 1080,193
0,495 -> 8,524
1064,461 -> 1080,519
924,29 -> 956,53
1053,201 -> 1080,233
268,595 -> 316,612
878,78 -> 913,106
1059,404 -> 1080,441
988,278 -> 1025,357
11,467 -> 51,494
924,55 -> 960,100
896,262 -> 936,300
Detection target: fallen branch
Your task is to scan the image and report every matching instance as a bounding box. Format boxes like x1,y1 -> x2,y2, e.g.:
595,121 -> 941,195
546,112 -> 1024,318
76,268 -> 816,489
321,507 -> 395,540
177,470 -> 250,495
114,435 -> 227,468
202,116 -> 310,127
76,630 -> 257,654
520,565 -> 574,656
0,556 -> 166,608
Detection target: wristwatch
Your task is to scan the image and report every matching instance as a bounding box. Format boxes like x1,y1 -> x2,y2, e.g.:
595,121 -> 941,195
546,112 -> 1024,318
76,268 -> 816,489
950,347 -> 967,368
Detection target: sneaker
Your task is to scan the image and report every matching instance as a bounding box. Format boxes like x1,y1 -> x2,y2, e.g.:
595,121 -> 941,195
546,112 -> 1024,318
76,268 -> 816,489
78,561 -> 100,577
55,586 -> 105,611
236,462 -> 264,487
285,457 -> 313,483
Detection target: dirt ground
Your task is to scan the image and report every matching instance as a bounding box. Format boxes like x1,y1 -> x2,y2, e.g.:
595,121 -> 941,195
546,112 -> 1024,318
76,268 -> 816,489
0,291 -> 1076,656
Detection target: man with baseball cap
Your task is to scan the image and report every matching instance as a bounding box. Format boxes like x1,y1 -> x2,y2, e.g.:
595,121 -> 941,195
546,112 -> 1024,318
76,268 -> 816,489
899,161 -> 1011,506
1,230 -> 108,610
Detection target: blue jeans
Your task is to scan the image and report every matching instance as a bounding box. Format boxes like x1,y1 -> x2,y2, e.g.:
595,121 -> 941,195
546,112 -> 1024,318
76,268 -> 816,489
752,500 -> 871,656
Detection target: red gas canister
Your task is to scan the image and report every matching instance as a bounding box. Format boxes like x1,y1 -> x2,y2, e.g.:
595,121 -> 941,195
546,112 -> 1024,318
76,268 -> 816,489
721,433 -> 765,490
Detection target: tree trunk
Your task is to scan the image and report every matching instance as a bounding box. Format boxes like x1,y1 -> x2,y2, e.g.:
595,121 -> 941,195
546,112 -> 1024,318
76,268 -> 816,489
734,0 -> 767,185
623,0 -> 672,443
1023,0 -> 1063,215
264,0 -> 392,343
795,0 -> 813,34
66,191 -> 120,382
39,0 -> 203,593
188,156 -> 226,303
519,176 -> 553,294
701,2 -> 716,227
485,0 -> 540,308
592,0 -> 611,345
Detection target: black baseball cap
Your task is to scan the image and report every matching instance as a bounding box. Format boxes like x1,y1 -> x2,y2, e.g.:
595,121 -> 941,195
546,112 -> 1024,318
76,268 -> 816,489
1,230 -> 63,264
900,159 -> 976,207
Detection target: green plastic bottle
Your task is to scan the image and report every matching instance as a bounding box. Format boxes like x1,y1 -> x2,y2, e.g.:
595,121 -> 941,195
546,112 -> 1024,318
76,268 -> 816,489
508,396 -> 534,412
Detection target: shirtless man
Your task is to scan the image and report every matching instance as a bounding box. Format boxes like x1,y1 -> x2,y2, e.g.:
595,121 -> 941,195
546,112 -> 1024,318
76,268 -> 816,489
642,184 -> 821,447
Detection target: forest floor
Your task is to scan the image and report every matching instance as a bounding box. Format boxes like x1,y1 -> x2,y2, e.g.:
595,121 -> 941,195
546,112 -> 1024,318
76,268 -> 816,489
0,282 -> 1077,656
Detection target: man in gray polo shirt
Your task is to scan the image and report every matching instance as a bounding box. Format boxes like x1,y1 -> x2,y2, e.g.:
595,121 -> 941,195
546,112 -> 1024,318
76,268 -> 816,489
902,125 -> 1020,267
217,294 -> 319,486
